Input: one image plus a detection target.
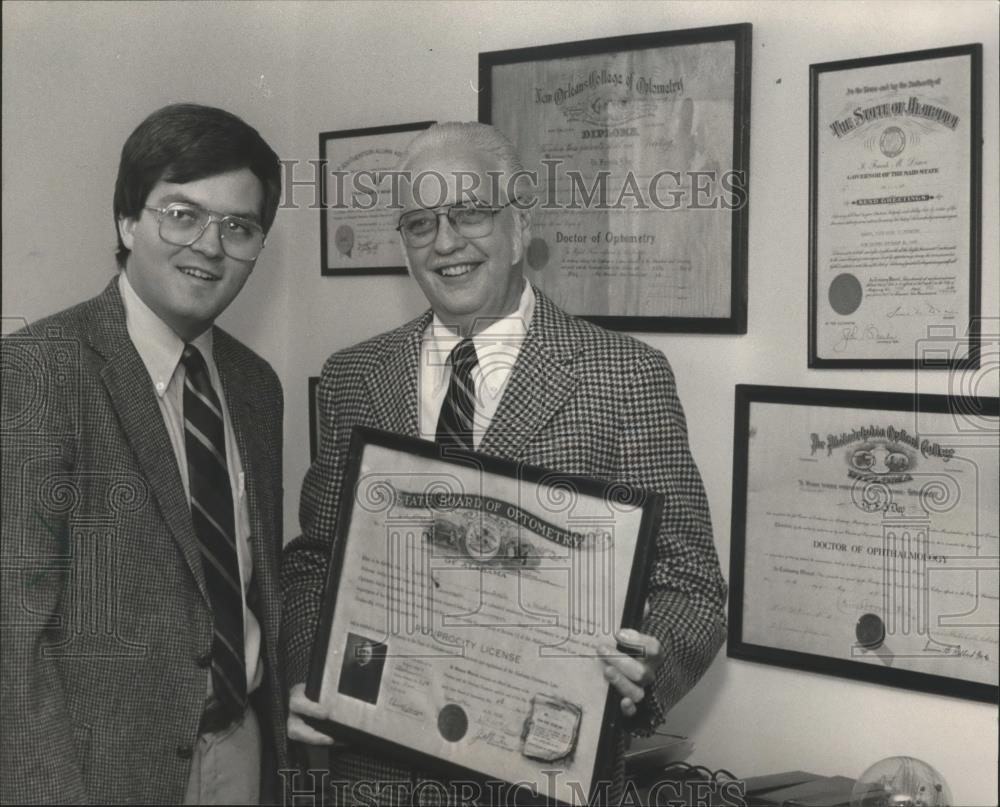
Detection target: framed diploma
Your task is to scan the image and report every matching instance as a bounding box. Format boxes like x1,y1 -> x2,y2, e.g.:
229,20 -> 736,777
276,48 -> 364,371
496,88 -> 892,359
480,25 -> 751,333
729,385 -> 998,703
306,426 -> 662,805
320,121 -> 434,275
809,45 -> 982,367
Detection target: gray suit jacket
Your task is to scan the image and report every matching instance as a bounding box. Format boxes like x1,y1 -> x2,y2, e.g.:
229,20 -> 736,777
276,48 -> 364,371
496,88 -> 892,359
282,288 -> 725,804
1,279 -> 287,804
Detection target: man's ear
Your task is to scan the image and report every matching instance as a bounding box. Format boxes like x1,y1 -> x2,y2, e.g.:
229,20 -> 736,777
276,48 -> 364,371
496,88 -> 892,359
511,205 -> 532,266
118,216 -> 137,252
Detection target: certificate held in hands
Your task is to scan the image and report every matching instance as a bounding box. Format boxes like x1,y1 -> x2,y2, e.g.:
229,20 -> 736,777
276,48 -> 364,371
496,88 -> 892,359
305,426 -> 662,806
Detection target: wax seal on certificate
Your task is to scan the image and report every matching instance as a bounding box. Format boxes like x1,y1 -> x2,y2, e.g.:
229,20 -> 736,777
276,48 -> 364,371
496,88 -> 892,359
828,272 -> 863,316
856,613 -> 886,649
437,703 -> 468,742
527,237 -> 550,271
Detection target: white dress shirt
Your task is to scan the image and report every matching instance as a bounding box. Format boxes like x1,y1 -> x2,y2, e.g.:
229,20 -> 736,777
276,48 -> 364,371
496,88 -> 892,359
119,272 -> 262,697
419,281 -> 536,447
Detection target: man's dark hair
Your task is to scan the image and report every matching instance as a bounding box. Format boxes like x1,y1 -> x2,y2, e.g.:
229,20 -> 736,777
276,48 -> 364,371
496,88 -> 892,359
113,103 -> 281,268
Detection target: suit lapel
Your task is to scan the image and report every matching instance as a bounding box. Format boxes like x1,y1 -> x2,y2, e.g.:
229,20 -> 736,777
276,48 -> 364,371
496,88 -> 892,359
480,289 -> 580,459
91,280 -> 210,605
364,312 -> 430,437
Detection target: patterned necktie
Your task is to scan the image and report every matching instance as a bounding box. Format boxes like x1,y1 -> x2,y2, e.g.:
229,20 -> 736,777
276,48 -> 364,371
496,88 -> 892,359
181,344 -> 246,716
436,339 -> 478,451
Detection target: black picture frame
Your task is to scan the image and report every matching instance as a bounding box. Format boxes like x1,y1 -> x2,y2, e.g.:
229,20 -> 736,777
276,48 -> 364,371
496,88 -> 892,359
479,24 -> 751,334
308,376 -> 320,462
320,120 -> 435,275
808,44 -> 982,368
728,384 -> 998,703
305,426 -> 663,805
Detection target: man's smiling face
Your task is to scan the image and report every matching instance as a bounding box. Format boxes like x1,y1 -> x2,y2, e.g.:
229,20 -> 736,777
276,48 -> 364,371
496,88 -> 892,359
400,144 -> 529,335
118,167 -> 263,341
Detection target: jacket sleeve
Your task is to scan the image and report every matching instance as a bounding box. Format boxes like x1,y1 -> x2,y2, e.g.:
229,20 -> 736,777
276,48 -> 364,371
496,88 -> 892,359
619,349 -> 727,733
280,355 -> 349,689
1,336 -> 90,804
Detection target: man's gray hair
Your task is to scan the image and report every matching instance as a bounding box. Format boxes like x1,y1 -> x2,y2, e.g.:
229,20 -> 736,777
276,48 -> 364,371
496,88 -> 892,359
398,122 -> 525,177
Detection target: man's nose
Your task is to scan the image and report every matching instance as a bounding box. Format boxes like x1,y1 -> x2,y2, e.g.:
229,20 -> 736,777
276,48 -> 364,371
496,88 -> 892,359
191,219 -> 224,258
433,213 -> 466,252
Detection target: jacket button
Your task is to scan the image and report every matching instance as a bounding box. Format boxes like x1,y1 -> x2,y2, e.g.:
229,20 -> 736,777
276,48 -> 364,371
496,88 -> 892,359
176,743 -> 193,760
196,651 -> 212,668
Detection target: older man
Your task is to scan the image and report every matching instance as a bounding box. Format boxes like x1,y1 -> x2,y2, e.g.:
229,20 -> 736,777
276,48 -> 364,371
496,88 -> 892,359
2,104 -> 286,804
282,122 -> 725,804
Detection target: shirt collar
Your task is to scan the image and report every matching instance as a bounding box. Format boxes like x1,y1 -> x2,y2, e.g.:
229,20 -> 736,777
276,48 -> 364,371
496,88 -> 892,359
119,272 -> 214,397
424,281 -> 535,396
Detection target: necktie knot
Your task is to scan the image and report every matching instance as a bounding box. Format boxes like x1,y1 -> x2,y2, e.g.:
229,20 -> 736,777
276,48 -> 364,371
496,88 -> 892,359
182,343 -> 209,378
450,339 -> 478,375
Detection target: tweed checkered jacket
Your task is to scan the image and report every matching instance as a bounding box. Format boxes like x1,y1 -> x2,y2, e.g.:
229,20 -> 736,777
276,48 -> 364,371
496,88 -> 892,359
281,287 -> 726,804
0,279 -> 288,804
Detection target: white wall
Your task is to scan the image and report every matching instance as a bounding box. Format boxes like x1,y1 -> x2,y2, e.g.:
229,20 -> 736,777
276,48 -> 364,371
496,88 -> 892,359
3,1 -> 997,802
1,1 -> 295,368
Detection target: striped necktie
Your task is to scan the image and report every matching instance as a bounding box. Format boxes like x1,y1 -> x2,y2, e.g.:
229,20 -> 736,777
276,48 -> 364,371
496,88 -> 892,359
436,339 -> 478,451
181,344 -> 246,717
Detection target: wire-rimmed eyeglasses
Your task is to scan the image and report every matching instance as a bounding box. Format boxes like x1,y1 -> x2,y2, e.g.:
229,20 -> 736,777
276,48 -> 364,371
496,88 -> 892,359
144,202 -> 265,261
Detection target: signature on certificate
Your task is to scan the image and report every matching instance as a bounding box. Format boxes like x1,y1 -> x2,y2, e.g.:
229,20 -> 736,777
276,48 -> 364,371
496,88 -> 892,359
833,323 -> 899,353
886,302 -> 958,319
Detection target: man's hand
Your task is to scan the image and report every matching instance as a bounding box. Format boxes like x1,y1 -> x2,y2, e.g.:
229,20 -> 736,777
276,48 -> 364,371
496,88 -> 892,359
287,683 -> 335,745
599,628 -> 664,718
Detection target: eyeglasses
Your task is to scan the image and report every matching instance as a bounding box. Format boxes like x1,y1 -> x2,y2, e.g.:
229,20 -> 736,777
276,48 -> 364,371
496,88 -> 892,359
144,202 -> 266,261
396,200 -> 515,248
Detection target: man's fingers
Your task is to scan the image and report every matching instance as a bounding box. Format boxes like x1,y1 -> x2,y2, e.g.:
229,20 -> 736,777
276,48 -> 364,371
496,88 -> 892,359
599,629 -> 664,717
619,697 -> 638,718
287,713 -> 335,745
616,628 -> 663,663
614,629 -> 662,685
601,659 -> 646,703
602,653 -> 651,688
599,645 -> 655,688
289,683 -> 330,719
287,683 -> 338,745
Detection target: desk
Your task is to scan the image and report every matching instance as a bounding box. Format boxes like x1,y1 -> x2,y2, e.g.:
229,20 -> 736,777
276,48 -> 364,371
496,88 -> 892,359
627,765 -> 859,807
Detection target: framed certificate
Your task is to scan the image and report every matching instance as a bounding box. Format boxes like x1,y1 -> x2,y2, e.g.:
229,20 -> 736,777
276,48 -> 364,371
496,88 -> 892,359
305,426 -> 662,805
320,121 -> 434,275
809,45 -> 982,367
729,384 -> 998,703
480,24 -> 751,333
